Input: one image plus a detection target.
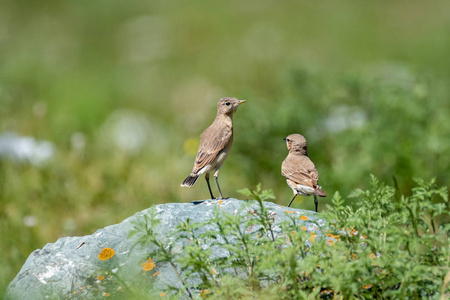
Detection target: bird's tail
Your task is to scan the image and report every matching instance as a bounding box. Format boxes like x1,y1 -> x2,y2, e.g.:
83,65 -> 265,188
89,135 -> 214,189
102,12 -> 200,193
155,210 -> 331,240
181,174 -> 199,187
315,185 -> 326,197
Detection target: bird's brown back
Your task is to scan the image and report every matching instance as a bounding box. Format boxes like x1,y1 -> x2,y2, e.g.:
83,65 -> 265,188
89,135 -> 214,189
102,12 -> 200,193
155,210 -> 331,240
282,153 -> 319,188
191,116 -> 233,174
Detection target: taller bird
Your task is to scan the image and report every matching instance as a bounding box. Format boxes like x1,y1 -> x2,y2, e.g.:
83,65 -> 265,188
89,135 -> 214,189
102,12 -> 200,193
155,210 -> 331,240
281,133 -> 326,212
181,97 -> 246,199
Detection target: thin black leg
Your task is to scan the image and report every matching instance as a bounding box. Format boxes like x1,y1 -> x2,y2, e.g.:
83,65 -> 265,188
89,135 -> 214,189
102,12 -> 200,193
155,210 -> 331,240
287,194 -> 297,207
205,174 -> 215,199
215,176 -> 228,200
314,195 -> 318,212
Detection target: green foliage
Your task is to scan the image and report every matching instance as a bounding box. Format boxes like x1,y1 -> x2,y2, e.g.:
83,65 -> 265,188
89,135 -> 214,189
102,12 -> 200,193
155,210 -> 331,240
238,184 -> 277,241
127,178 -> 448,299
237,183 -> 276,203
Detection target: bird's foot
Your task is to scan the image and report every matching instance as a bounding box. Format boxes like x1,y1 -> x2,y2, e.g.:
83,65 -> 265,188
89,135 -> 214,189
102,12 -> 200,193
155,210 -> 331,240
216,196 -> 229,200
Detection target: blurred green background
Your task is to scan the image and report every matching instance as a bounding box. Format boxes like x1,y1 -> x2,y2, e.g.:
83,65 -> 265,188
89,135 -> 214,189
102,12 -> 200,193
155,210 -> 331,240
1,0 -> 450,294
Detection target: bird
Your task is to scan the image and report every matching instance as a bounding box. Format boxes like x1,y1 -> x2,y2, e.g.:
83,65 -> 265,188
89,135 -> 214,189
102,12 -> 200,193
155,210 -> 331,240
181,97 -> 246,199
281,133 -> 326,212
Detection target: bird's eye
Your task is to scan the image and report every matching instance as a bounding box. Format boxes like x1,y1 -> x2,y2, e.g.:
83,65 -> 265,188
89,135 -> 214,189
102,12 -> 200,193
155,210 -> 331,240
286,138 -> 290,142
225,102 -> 230,106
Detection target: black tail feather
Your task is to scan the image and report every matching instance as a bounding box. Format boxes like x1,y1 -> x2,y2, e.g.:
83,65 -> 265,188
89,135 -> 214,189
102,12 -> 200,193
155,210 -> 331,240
181,174 -> 199,187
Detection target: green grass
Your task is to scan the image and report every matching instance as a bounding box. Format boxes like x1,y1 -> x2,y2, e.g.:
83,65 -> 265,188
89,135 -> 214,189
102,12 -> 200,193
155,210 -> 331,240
2,0 -> 450,295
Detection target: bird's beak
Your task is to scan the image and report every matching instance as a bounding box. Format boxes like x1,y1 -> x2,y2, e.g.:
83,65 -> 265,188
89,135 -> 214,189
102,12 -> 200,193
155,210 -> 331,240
237,100 -> 246,105
283,138 -> 287,141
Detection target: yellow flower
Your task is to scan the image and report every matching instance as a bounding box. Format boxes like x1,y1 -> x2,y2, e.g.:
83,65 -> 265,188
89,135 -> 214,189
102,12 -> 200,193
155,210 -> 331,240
97,275 -> 105,281
218,200 -> 223,204
160,292 -> 167,297
98,248 -> 115,261
153,272 -> 161,277
200,289 -> 211,297
141,258 -> 156,271
301,226 -> 307,231
103,292 -> 110,297
284,210 -> 295,214
299,216 -> 309,221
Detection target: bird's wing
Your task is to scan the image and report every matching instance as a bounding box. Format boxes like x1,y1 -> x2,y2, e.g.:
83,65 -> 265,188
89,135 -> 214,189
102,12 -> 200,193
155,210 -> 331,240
281,154 -> 319,188
192,124 -> 232,173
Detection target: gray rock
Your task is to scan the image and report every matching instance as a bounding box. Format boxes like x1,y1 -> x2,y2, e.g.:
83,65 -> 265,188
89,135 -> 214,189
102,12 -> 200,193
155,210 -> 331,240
6,199 -> 326,299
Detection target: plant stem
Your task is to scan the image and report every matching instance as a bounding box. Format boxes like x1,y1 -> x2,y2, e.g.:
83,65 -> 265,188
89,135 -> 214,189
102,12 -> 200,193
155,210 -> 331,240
431,217 -> 438,265
169,261 -> 193,299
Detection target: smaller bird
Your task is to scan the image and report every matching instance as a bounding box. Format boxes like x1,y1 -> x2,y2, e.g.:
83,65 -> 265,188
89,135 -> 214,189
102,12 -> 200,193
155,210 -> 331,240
281,134 -> 326,212
181,97 -> 246,199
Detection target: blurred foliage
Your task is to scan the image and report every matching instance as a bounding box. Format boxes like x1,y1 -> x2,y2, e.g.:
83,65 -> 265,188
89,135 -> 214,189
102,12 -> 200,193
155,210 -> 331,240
1,0 -> 450,294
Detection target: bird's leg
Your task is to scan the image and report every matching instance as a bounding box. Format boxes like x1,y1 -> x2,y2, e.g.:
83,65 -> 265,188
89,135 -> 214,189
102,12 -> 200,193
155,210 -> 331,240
214,170 -> 228,200
314,195 -> 318,212
205,173 -> 215,199
287,194 -> 297,207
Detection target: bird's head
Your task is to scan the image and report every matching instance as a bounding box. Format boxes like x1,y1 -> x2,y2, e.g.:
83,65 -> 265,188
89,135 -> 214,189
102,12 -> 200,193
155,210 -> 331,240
217,97 -> 246,115
284,133 -> 308,155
